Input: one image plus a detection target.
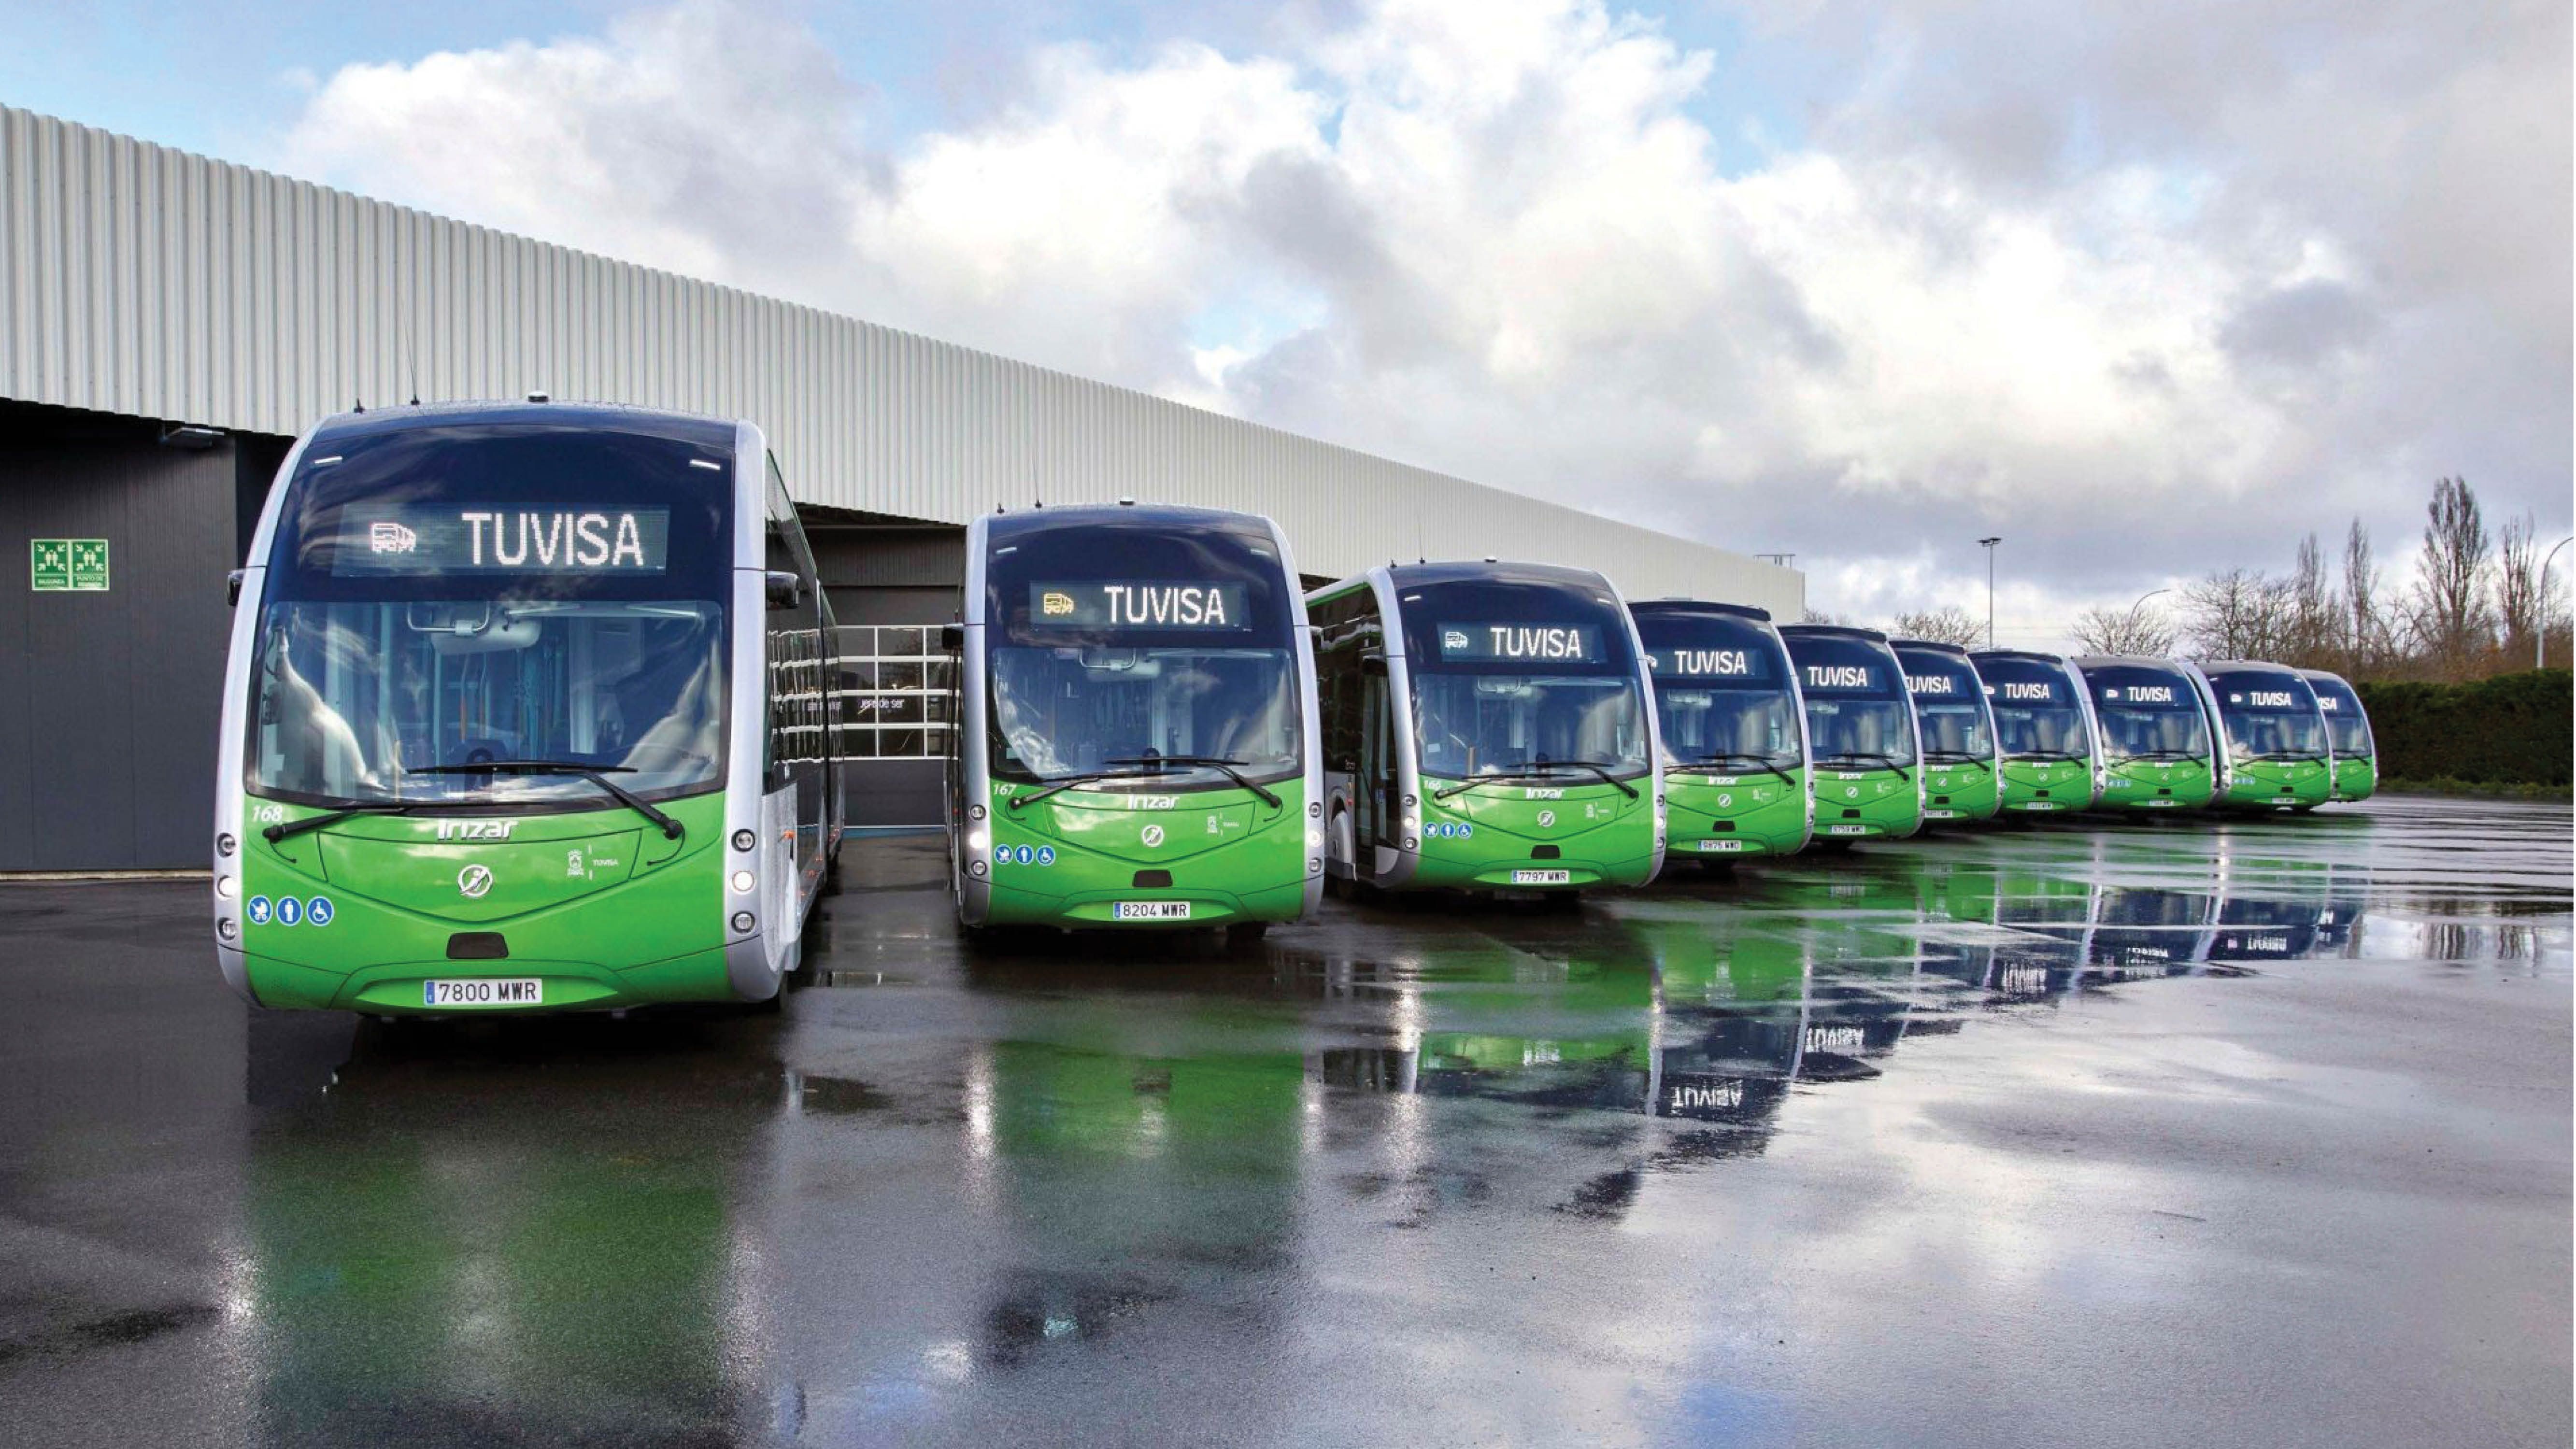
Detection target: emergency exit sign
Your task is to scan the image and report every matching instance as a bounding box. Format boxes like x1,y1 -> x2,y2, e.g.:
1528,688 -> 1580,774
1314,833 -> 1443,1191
30,539 -> 109,592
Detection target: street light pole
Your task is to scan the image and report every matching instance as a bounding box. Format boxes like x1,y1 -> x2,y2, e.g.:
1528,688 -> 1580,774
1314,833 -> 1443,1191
2541,536 -> 2573,669
2127,587 -> 2170,652
1978,537 -> 2002,649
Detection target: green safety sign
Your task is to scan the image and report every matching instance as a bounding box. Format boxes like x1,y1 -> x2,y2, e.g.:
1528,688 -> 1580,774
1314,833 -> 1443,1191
30,539 -> 110,592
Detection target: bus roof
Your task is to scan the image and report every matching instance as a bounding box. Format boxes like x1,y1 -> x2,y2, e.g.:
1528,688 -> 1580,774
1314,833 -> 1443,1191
1889,638 -> 1973,657
1971,648 -> 2069,666
984,501 -> 1279,543
301,399 -> 740,451
1632,599 -> 1774,623
1382,559 -> 1615,593
1779,623 -> 1890,644
2070,655 -> 2192,671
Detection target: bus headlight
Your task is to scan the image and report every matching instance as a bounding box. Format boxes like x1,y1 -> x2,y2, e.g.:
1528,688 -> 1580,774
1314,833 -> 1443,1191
968,860 -> 988,877
1404,817 -> 1420,834
216,918 -> 237,940
731,829 -> 757,852
1309,857 -> 1323,874
967,828 -> 990,854
215,833 -> 237,857
214,875 -> 237,899
1308,801 -> 1321,818
730,911 -> 757,934
968,803 -> 988,822
1403,837 -> 1418,851
1306,828 -> 1323,849
731,870 -> 757,894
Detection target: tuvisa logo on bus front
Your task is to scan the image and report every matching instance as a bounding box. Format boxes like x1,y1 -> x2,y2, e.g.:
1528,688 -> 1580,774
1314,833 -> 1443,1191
1907,674 -> 1957,695
1805,665 -> 1872,688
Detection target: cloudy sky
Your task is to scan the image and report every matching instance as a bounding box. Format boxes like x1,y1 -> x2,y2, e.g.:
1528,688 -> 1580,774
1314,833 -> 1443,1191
10,0 -> 2568,641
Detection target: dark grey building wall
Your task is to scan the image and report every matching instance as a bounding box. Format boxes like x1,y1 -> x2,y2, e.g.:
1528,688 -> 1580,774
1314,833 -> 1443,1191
0,403 -> 253,870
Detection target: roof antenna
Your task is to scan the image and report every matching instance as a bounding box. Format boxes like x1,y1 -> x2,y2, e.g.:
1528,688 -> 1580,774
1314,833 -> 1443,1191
396,257 -> 422,407
353,398 -> 365,413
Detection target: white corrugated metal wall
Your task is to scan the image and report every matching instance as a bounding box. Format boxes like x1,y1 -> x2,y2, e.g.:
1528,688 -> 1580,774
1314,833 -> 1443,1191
0,105 -> 1801,614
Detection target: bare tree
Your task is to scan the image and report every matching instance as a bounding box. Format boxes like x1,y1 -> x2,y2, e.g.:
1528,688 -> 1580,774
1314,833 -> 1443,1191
2341,519 -> 2386,676
1886,606 -> 1984,646
2071,600 -> 2179,656
2286,532 -> 2337,667
2494,511 -> 2543,667
1798,607 -> 1850,626
2410,476 -> 2492,678
2182,568 -> 2295,659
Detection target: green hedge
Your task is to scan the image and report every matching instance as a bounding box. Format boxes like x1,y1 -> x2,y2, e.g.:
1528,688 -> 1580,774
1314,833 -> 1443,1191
2355,670 -> 2571,786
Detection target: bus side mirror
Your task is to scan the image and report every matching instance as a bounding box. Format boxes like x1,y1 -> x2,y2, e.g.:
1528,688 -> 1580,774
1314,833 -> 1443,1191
764,570 -> 804,609
226,569 -> 244,607
939,623 -> 964,653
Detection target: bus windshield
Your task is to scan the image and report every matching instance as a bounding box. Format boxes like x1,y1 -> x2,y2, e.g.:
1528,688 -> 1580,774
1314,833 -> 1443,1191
1783,635 -> 1914,768
1894,648 -> 1992,762
2084,664 -> 2209,761
1978,657 -> 2090,759
1398,577 -> 1651,781
2209,673 -> 2327,761
247,423 -> 734,807
1637,611 -> 1801,771
2306,676 -> 2374,756
985,520 -> 1301,786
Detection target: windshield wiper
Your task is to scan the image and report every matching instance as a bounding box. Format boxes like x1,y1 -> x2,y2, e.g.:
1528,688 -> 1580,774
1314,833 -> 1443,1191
408,761 -> 684,840
1105,755 -> 1282,809
1683,751 -> 1798,787
1819,752 -> 1912,783
2003,749 -> 2089,763
1922,750 -> 1992,773
2255,750 -> 2331,764
1526,759 -> 1640,798
262,802 -> 423,843
2118,749 -> 2203,762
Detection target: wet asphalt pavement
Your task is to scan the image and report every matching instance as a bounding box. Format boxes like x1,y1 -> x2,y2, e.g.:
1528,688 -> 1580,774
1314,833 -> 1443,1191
1,796 -> 2568,1448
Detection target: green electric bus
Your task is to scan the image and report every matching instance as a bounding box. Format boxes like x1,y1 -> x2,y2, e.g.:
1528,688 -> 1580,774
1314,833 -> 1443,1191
2298,668 -> 2379,801
1631,600 -> 1812,861
213,402 -> 841,1014
1776,625 -> 1924,841
1970,649 -> 2103,815
1308,562 -> 1663,894
946,503 -> 1322,938
1892,639 -> 2001,824
2070,656 -> 2220,812
2185,661 -> 2334,810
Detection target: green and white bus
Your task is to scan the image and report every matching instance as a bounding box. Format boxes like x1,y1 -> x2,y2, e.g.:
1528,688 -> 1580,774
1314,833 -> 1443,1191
1777,625 -> 1924,841
2071,656 -> 2220,812
1892,639 -> 2001,824
213,402 -> 840,1013
2186,661 -> 2334,811
1970,649 -> 2103,815
1308,562 -> 1663,894
1631,601 -> 1812,861
947,503 -> 1322,938
2298,668 -> 2379,802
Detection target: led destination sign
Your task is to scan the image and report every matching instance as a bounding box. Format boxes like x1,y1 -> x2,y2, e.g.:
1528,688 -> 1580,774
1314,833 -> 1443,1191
1438,623 -> 1606,663
1027,581 -> 1249,629
332,507 -> 670,575
1645,647 -> 1772,682
1800,663 -> 1883,692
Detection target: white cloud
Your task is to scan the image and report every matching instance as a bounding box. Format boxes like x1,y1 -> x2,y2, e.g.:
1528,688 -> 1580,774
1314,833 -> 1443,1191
273,0 -> 2570,647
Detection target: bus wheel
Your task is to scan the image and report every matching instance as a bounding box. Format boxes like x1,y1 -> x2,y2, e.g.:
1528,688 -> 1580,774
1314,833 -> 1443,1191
1225,921 -> 1270,952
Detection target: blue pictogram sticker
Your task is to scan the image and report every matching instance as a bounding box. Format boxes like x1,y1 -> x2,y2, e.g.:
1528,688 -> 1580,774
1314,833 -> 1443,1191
1035,846 -> 1056,866
275,895 -> 302,926
306,896 -> 334,927
245,895 -> 272,925
1015,844 -> 1037,864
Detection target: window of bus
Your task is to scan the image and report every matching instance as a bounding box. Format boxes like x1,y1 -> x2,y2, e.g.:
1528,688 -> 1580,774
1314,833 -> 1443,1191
1398,579 -> 1650,782
1897,653 -> 1992,763
1978,658 -> 2089,759
1639,615 -> 1800,773
2213,679 -> 2328,763
2084,666 -> 2210,761
246,423 -> 733,808
983,523 -> 1302,787
1789,637 -> 1914,768
2308,678 -> 2374,757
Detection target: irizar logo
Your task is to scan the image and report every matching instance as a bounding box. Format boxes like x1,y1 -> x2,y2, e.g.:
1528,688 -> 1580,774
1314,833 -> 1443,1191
1140,824 -> 1166,848
436,820 -> 516,841
1521,788 -> 1565,800
368,520 -> 418,554
456,865 -> 495,899
1536,810 -> 1556,828
1123,796 -> 1178,810
1103,584 -> 1229,626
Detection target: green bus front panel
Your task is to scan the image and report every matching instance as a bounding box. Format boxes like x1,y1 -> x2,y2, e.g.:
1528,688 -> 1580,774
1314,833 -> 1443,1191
1665,767 -> 1809,860
982,779 -> 1312,927
2330,755 -> 2378,802
1411,780 -> 1659,889
2219,756 -> 2335,811
1807,767 -> 1921,840
1919,762 -> 2001,824
1994,758 -> 2093,815
2093,755 -> 2217,813
233,795 -> 733,1012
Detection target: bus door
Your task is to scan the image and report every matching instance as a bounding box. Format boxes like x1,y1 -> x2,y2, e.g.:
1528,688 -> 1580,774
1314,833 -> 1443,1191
1361,657 -> 1398,872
